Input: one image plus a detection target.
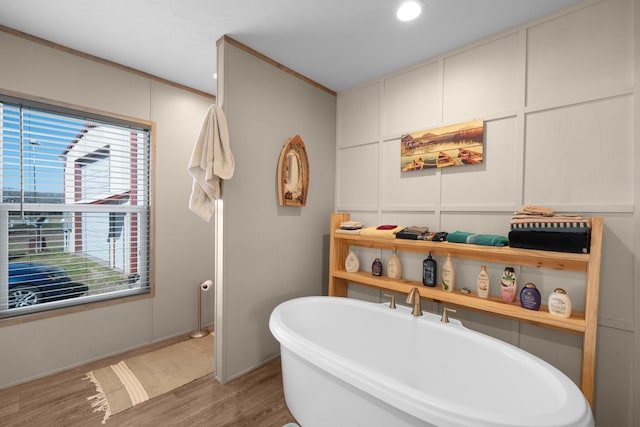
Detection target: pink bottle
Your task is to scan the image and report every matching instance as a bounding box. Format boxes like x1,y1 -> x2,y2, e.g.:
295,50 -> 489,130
501,267 -> 517,303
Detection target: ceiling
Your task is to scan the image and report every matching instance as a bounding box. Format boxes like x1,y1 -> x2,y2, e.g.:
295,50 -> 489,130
0,0 -> 581,96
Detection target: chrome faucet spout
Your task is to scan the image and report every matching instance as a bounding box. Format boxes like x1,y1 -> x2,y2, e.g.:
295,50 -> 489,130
406,287 -> 423,317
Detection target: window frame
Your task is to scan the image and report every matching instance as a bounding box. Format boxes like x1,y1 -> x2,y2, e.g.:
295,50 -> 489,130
0,90 -> 155,326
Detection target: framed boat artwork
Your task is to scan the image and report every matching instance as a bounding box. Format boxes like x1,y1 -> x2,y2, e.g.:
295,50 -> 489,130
277,134 -> 309,207
400,119 -> 484,171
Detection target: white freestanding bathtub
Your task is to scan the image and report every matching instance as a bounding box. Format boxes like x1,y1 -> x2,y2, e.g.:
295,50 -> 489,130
269,296 -> 594,427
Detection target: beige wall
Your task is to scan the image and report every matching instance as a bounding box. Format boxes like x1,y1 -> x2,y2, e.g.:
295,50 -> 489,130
215,40 -> 336,382
335,0 -> 636,425
0,30 -> 216,387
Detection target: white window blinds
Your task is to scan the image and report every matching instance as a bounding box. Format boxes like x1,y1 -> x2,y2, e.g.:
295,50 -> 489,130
0,96 -> 152,318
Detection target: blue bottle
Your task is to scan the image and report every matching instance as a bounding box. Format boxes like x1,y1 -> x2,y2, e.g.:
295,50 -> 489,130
520,283 -> 541,311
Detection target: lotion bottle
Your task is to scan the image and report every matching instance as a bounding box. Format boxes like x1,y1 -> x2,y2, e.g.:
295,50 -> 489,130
345,245 -> 359,273
442,254 -> 455,292
500,266 -> 517,303
548,288 -> 572,318
422,252 -> 436,287
476,265 -> 489,298
387,249 -> 402,279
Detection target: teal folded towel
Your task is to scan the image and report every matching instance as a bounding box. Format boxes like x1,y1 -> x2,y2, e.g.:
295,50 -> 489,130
447,231 -> 508,247
282,424 -> 300,427
446,231 -> 474,243
474,234 -> 508,247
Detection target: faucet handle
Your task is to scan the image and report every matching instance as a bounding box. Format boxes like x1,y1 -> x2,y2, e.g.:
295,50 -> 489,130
441,307 -> 457,323
383,293 -> 396,309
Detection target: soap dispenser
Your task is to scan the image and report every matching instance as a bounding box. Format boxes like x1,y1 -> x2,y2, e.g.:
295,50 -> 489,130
345,245 -> 359,273
387,249 -> 402,279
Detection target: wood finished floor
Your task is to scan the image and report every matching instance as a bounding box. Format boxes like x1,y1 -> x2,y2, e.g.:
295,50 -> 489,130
0,335 -> 296,426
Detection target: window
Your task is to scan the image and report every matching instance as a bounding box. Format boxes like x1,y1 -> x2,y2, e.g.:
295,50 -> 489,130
0,94 -> 152,319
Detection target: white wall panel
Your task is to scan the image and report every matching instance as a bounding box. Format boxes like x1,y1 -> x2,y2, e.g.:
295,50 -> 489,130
519,325 -> 583,384
594,326 -> 634,425
337,83 -> 380,147
337,144 -> 379,209
524,96 -> 633,207
382,62 -> 442,137
527,0 -> 633,108
443,34 -> 520,122
596,215 -> 635,328
441,117 -> 518,209
380,139 -> 439,210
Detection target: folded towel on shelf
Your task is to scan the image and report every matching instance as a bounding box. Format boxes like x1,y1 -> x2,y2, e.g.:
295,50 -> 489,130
360,226 -> 404,239
516,205 -> 555,217
446,231 -> 475,244
472,234 -> 509,247
395,225 -> 430,240
335,228 -> 362,235
340,221 -> 364,230
376,224 -> 398,230
396,230 -> 427,240
404,226 -> 429,234
510,215 -> 590,230
447,231 -> 508,247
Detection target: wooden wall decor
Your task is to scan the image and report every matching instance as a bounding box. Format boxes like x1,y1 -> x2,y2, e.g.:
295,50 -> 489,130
277,135 -> 309,207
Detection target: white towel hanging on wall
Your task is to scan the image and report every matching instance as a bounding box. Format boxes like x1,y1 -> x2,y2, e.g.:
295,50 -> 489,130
188,104 -> 235,221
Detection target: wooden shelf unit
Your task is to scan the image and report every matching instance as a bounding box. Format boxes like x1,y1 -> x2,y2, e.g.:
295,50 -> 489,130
328,212 -> 603,407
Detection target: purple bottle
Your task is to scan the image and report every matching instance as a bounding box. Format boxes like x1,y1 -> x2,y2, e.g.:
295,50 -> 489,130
520,283 -> 541,311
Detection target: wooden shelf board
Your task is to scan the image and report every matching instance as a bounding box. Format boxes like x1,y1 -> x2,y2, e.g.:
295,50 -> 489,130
333,270 -> 586,334
334,233 -> 590,272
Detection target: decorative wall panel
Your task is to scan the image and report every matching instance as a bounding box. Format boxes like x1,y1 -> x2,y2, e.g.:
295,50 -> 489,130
524,96 -> 633,207
383,62 -> 441,137
337,82 -> 380,148
527,0 -> 633,107
443,33 -> 520,122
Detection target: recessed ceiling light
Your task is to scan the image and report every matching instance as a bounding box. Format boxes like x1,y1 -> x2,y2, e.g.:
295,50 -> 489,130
396,1 -> 422,22
213,73 -> 218,79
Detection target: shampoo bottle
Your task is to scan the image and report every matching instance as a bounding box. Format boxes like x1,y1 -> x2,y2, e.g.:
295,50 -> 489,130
372,258 -> 383,276
345,245 -> 359,273
476,265 -> 490,298
442,255 -> 455,292
387,249 -> 402,279
520,283 -> 541,310
500,266 -> 517,303
422,252 -> 437,287
548,288 -> 572,318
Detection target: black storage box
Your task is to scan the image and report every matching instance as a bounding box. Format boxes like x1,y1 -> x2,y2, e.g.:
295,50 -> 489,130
508,228 -> 591,254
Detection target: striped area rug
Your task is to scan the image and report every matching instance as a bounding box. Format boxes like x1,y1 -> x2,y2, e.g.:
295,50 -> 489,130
84,335 -> 213,423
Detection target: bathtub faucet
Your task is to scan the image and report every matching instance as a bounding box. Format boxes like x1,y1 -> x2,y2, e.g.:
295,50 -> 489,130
406,287 -> 423,317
